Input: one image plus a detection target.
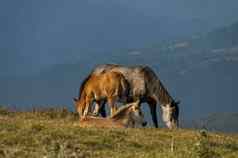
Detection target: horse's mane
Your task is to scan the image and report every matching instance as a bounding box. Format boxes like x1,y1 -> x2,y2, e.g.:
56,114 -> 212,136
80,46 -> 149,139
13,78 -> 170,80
78,74 -> 92,99
142,66 -> 174,105
157,79 -> 174,105
110,104 -> 132,120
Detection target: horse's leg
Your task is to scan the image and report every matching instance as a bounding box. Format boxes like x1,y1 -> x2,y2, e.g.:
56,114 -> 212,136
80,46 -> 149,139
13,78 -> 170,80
126,96 -> 134,103
93,100 -> 107,117
132,96 -> 142,105
107,97 -> 117,116
147,98 -> 158,128
93,100 -> 101,116
83,97 -> 92,116
98,100 -> 107,117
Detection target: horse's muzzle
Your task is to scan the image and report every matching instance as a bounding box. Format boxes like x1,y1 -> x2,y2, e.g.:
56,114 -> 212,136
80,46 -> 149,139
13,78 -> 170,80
166,120 -> 178,129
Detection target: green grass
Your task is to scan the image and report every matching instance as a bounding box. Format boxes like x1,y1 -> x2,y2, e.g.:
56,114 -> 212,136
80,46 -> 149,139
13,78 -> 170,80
0,107 -> 238,158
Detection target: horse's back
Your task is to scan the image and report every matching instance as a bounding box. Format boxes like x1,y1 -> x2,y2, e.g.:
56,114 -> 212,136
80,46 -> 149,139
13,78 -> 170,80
92,64 -> 157,81
91,64 -> 159,99
91,64 -> 120,75
99,71 -> 129,97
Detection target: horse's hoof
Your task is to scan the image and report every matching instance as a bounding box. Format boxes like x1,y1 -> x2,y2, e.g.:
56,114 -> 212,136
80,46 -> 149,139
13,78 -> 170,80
142,122 -> 147,127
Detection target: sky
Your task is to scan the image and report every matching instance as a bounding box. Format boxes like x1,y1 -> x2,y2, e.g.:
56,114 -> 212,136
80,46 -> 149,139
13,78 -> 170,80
1,0 -> 238,75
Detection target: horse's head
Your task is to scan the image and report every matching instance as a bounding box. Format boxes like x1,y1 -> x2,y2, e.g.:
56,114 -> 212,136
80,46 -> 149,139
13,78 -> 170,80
73,97 -> 85,117
111,101 -> 147,128
161,100 -> 180,129
129,101 -> 147,127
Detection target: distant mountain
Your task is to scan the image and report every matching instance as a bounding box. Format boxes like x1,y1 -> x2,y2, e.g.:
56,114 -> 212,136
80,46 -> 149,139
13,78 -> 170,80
177,21 -> 238,50
186,113 -> 238,133
203,21 -> 238,48
1,21 -> 238,131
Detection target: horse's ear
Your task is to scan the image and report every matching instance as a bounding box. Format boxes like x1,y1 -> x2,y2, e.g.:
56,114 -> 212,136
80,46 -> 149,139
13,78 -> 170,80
73,98 -> 78,102
134,100 -> 140,106
175,100 -> 181,105
131,100 -> 140,109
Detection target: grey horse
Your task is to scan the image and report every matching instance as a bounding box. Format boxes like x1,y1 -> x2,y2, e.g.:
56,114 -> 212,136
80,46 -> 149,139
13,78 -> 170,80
83,64 -> 180,129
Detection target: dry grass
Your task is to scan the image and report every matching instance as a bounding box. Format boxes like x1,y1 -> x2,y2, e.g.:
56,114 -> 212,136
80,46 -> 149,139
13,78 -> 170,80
0,106 -> 237,158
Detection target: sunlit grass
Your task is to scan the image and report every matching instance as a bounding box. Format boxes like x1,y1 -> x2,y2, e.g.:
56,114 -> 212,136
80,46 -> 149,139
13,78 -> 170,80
0,106 -> 237,158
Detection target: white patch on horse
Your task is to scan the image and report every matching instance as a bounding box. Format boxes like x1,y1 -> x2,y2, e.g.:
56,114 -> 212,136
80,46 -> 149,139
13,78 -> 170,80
161,104 -> 173,126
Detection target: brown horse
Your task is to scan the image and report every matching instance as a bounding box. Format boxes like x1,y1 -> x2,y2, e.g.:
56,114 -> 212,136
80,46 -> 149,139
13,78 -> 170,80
89,64 -> 180,129
74,71 -> 129,117
79,101 -> 147,128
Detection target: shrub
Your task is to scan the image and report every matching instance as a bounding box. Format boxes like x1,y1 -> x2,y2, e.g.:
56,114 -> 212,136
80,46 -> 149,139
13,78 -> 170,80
0,106 -> 10,115
192,130 -> 222,158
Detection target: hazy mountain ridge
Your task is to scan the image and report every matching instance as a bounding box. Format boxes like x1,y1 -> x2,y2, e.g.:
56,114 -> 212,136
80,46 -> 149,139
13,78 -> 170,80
155,21 -> 238,74
189,113 -> 238,133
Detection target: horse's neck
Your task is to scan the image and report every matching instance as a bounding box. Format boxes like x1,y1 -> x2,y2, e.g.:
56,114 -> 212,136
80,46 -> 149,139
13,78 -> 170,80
79,90 -> 86,104
111,111 -> 130,123
154,79 -> 173,105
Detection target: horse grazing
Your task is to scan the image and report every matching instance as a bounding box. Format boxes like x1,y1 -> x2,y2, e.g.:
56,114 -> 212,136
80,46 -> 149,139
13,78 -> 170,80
74,71 -> 129,117
79,101 -> 147,128
89,64 -> 180,129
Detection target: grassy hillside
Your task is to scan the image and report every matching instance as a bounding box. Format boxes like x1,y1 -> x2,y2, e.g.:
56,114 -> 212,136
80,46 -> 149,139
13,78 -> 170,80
0,107 -> 238,158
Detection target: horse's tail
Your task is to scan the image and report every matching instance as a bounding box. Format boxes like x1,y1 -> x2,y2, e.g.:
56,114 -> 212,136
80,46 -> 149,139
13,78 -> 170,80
78,73 -> 92,99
